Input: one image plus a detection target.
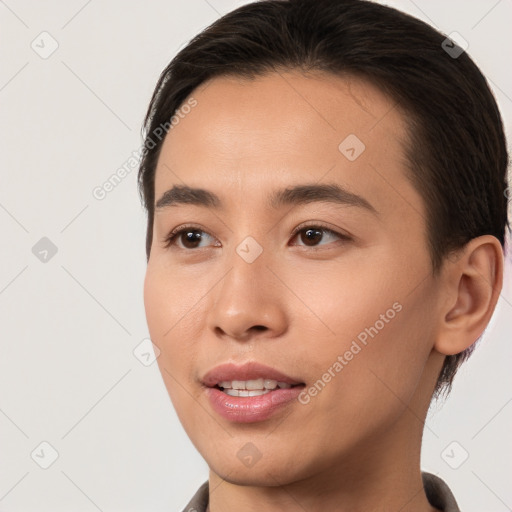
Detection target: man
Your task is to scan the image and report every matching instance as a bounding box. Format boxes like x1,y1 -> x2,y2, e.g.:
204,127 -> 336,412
138,0 -> 509,510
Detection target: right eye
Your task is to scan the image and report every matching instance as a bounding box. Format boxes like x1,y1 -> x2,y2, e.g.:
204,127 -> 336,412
163,225 -> 219,250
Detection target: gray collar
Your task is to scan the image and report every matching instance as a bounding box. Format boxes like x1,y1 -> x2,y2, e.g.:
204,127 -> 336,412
182,471 -> 460,512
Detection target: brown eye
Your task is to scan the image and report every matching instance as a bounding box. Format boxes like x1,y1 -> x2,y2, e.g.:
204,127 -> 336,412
177,229 -> 204,249
291,225 -> 349,248
299,228 -> 324,246
164,226 -> 217,250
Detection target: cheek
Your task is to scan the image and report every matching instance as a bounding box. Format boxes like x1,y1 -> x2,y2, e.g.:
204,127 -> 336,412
144,265 -> 172,348
143,264 -> 195,377
144,259 -> 204,341
143,260 -> 216,394
144,265 -> 203,430
289,250 -> 436,413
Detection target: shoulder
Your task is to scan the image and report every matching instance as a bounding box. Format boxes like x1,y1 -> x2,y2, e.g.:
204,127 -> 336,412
181,475 -> 460,512
422,471 -> 461,512
181,481 -> 209,512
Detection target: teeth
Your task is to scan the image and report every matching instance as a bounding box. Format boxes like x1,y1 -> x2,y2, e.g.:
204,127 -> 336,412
246,378 -> 264,390
217,379 -> 292,391
225,389 -> 271,397
264,379 -> 278,390
232,380 -> 246,390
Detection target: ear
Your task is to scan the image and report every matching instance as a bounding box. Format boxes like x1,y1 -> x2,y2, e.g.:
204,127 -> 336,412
434,235 -> 504,356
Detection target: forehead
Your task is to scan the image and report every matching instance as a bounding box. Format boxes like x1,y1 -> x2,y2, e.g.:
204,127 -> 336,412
154,70 -> 419,221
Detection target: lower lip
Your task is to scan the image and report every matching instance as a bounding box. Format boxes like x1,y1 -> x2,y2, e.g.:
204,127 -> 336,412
205,386 -> 304,423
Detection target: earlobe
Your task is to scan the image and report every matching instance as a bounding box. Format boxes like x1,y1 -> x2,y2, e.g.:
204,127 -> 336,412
434,235 -> 504,356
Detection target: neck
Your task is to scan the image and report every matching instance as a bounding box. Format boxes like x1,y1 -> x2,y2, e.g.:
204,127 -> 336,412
207,383 -> 441,512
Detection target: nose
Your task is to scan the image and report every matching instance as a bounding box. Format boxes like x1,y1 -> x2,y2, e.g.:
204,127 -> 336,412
207,246 -> 288,342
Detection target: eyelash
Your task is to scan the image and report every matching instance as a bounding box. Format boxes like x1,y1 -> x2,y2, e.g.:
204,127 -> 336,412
162,222 -> 350,250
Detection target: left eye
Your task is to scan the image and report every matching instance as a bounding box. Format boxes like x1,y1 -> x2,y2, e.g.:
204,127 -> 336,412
290,225 -> 348,248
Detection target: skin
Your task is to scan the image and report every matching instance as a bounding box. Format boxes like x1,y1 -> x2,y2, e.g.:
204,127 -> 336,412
143,70 -> 503,512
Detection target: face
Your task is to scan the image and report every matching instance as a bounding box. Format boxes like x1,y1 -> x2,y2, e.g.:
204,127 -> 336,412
144,70 -> 445,485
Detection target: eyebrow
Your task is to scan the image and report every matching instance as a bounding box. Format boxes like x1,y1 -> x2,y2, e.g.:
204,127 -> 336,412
155,183 -> 378,215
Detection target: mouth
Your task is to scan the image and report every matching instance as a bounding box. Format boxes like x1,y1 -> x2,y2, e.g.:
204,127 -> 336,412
202,361 -> 304,390
201,361 -> 306,423
214,378 -> 302,397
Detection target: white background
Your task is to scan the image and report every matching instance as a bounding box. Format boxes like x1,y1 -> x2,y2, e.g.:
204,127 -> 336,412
0,1 -> 510,511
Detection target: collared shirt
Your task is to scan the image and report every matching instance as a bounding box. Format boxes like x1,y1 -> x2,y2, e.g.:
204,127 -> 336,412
181,472 -> 460,512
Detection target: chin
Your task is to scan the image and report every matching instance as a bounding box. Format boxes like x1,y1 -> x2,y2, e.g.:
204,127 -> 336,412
199,439 -> 318,487
209,460 -> 303,487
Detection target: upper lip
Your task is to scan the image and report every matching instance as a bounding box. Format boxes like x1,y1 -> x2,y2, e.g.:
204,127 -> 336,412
202,361 -> 304,387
